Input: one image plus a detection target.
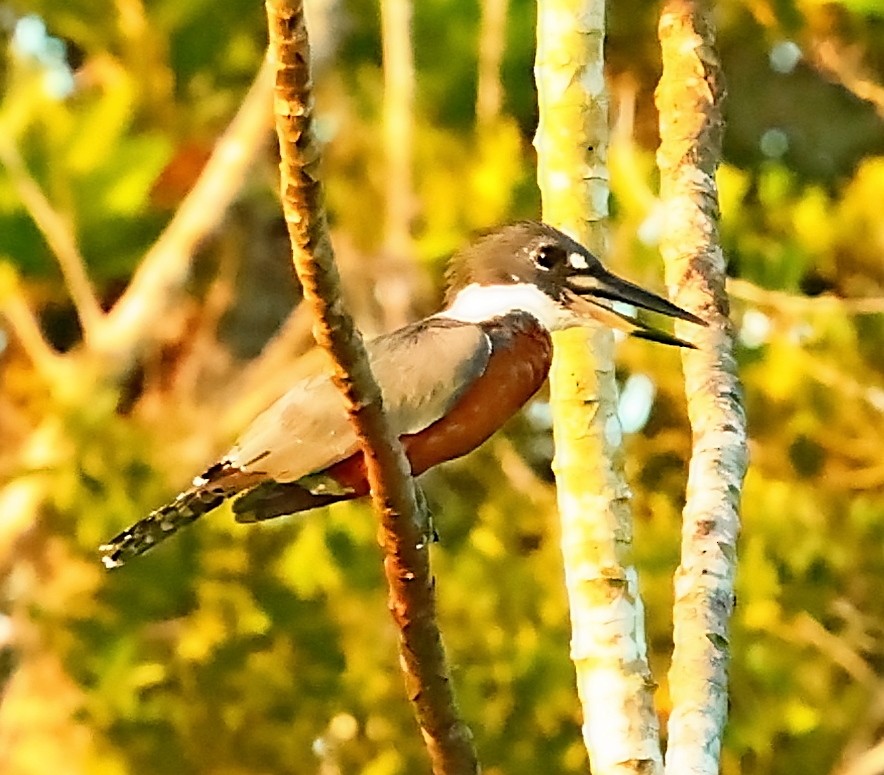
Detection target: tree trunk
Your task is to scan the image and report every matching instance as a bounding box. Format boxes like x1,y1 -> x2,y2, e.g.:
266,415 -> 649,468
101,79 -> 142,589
655,2 -> 748,773
535,1 -> 663,772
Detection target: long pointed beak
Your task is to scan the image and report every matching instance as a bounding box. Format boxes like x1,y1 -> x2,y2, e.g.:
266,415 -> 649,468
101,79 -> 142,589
566,268 -> 704,325
564,266 -> 706,347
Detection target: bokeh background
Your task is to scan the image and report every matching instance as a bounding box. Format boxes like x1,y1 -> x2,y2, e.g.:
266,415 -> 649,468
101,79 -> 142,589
0,1 -> 882,773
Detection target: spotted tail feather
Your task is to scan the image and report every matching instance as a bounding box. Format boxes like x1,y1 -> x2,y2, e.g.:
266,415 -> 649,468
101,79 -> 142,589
100,463 -> 256,568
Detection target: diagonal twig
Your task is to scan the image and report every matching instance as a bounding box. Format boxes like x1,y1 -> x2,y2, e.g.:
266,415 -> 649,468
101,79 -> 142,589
218,303 -> 315,438
264,2 -> 478,772
94,54 -> 275,377
728,278 -> 884,315
0,285 -> 64,382
808,37 -> 884,120
0,142 -> 104,342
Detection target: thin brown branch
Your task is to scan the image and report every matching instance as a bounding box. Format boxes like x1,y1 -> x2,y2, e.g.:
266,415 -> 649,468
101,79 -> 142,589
169,249 -> 239,402
787,612 -> 876,686
837,685 -> 884,775
264,3 -> 479,773
378,0 -> 420,331
476,0 -> 508,127
835,739 -> 884,775
94,55 -> 275,377
794,351 -> 884,415
0,285 -> 64,383
0,419 -> 68,567
381,0 -> 415,259
219,303 -> 315,437
728,278 -> 884,315
656,2 -> 748,773
0,142 -> 104,342
807,37 -> 884,120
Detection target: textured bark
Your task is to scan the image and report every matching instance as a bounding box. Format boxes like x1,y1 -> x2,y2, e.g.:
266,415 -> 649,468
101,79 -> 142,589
655,3 -> 748,773
264,3 -> 478,772
534,2 -> 663,773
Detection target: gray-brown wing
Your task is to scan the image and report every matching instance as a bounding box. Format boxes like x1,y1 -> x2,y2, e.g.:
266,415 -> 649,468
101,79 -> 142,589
226,318 -> 491,483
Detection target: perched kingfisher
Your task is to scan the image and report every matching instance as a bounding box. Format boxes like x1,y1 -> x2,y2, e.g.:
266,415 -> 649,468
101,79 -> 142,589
101,221 -> 703,568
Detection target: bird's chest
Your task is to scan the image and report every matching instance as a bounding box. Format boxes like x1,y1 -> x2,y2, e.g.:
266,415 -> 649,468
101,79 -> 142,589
400,312 -> 553,475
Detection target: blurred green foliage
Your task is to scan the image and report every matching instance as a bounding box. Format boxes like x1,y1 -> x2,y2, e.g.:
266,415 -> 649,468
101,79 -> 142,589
1,0 -> 883,773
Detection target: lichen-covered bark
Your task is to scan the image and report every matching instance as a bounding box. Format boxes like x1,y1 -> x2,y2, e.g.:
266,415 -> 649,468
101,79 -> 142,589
534,2 -> 663,773
264,2 -> 478,772
655,3 -> 748,773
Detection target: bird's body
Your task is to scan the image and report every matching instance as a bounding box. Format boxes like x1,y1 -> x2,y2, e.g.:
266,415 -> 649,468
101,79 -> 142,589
101,221 -> 703,568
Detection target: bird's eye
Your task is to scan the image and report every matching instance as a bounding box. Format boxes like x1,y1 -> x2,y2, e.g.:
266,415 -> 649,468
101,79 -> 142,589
532,245 -> 562,271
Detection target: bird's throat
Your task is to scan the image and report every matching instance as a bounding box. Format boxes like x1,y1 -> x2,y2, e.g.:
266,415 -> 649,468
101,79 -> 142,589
439,282 -> 574,331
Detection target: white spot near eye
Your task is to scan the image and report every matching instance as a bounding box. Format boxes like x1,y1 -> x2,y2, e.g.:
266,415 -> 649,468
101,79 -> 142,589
569,252 -> 589,270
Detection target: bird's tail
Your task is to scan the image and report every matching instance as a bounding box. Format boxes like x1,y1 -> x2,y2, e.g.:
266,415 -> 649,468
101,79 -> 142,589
99,462 -> 258,568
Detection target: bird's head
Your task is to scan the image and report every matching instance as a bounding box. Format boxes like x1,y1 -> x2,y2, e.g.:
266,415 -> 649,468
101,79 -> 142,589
442,221 -> 705,346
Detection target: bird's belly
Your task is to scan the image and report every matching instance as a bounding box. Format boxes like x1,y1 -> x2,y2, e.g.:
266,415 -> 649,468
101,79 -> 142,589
401,316 -> 552,475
